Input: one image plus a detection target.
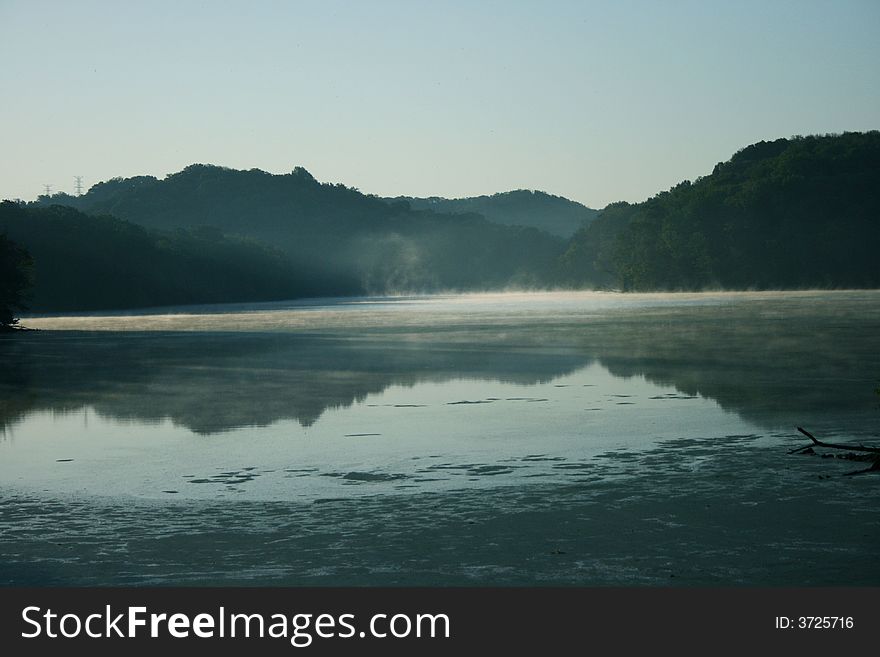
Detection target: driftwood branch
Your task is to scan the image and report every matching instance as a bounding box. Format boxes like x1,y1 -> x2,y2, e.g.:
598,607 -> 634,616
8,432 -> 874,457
791,427 -> 880,476
796,427 -> 880,454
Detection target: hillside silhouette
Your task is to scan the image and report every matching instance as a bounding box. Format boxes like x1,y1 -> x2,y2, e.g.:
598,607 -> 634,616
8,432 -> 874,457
9,131 -> 879,318
385,190 -> 599,237
560,132 -> 880,290
44,166 -> 563,295
0,202 -> 307,312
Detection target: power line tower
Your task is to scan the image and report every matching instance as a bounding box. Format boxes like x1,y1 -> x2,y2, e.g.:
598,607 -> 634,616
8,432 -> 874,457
74,176 -> 84,196
43,184 -> 53,196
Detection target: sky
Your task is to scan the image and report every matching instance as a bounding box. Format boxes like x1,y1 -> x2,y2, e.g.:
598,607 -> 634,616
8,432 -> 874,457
1,0 -> 878,208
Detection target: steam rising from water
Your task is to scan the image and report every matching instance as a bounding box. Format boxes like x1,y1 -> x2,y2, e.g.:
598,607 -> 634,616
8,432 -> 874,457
19,289 -> 843,332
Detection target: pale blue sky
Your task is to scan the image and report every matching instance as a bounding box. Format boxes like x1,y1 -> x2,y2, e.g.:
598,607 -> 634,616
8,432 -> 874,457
1,0 -> 878,207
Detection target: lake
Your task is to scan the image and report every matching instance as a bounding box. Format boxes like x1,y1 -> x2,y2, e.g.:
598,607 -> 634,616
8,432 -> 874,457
1,290 -> 878,585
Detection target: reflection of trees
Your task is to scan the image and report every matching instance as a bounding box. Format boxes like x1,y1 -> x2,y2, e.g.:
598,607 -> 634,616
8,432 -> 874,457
0,331 -> 586,434
2,293 -> 877,436
584,295 -> 880,434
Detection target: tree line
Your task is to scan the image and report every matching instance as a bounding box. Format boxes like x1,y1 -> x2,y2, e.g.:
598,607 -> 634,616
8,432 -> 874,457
2,131 -> 878,328
560,131 -> 880,290
0,201 -> 308,319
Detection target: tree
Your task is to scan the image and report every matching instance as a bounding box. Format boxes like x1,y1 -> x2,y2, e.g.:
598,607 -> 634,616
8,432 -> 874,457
0,230 -> 33,330
560,132 -> 880,290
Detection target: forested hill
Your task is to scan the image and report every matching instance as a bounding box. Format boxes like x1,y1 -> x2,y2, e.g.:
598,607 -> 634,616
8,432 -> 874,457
560,132 -> 880,290
43,165 -> 564,294
384,190 -> 599,238
19,131 -> 880,310
0,202 -> 308,312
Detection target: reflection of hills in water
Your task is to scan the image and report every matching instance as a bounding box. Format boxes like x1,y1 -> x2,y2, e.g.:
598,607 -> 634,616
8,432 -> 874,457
588,295 -> 880,434
0,332 -> 586,434
1,293 -> 878,435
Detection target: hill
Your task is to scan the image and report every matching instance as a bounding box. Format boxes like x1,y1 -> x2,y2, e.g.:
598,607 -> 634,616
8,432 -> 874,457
385,190 -> 598,238
43,166 -> 564,294
560,132 -> 880,290
0,202 -> 308,312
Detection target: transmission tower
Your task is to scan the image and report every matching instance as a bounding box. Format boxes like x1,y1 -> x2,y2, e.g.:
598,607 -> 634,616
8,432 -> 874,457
43,184 -> 52,196
74,176 -> 84,196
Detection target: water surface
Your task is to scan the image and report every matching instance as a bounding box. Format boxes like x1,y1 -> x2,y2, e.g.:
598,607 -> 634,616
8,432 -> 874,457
1,291 -> 878,585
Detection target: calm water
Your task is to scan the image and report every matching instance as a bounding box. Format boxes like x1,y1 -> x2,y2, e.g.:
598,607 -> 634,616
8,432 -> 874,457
1,291 -> 878,585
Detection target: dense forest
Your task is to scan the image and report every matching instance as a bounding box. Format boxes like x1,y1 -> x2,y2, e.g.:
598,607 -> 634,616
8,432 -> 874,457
560,132 -> 880,290
0,202 -> 308,312
0,230 -> 32,328
2,131 -> 876,321
45,166 -> 563,294
384,190 -> 598,238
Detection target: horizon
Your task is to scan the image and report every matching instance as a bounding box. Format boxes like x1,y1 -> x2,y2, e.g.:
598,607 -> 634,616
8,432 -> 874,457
21,160 -> 607,207
2,0 -> 879,207
11,129 -> 877,211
